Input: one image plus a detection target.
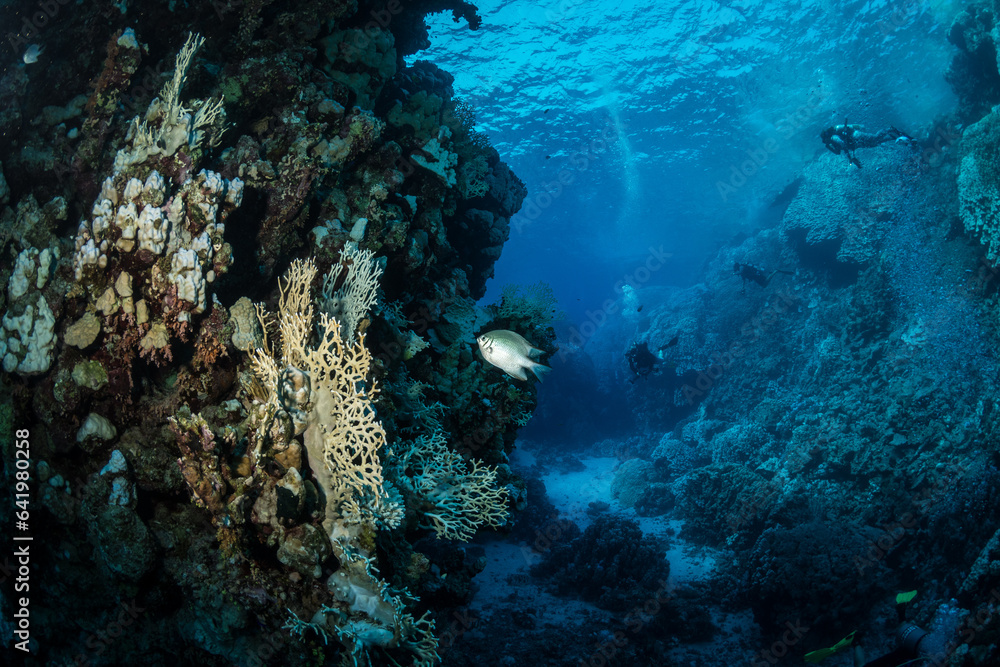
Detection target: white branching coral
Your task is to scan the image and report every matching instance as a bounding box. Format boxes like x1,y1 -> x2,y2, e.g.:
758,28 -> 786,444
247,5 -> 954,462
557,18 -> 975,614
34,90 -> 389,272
160,32 -> 206,122
251,260 -> 440,665
285,555 -> 440,667
325,557 -> 440,667
248,259 -> 514,665
321,242 -> 384,343
398,432 -> 509,541
116,32 -> 226,172
248,258 -> 400,532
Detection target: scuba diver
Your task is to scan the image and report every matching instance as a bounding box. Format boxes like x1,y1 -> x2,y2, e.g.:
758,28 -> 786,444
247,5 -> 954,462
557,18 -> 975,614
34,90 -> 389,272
820,119 -> 911,168
625,337 -> 679,379
854,622 -> 956,667
626,341 -> 660,378
733,262 -> 793,291
805,591 -> 962,667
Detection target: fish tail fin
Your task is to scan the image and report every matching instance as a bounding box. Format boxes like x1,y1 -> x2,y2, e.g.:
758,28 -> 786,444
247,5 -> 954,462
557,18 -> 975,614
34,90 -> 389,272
508,367 -> 528,381
530,362 -> 552,383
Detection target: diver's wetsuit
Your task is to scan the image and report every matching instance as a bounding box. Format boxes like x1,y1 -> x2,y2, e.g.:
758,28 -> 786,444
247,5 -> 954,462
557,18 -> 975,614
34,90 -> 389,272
626,342 -> 659,377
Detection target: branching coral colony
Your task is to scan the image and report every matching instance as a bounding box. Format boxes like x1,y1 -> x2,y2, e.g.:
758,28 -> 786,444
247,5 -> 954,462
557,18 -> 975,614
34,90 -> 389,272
236,255 -> 508,666
5,24 -> 520,665
69,29 -> 522,667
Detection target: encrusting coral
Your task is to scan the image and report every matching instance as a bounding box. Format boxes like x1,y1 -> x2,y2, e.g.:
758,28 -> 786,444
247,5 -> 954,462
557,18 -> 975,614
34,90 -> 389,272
66,31 -> 242,392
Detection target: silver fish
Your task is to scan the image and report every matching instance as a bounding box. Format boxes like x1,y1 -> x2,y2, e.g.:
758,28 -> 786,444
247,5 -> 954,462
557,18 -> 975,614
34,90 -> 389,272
23,44 -> 43,64
477,329 -> 551,382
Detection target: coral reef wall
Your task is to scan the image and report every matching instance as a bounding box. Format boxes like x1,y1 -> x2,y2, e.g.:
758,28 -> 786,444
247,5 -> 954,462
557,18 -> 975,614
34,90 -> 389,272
558,7 -> 1000,656
0,2 -> 540,665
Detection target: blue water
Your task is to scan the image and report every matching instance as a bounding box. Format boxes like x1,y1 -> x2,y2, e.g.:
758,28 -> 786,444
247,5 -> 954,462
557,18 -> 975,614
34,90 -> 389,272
413,0 -> 957,323
7,0 -> 1000,665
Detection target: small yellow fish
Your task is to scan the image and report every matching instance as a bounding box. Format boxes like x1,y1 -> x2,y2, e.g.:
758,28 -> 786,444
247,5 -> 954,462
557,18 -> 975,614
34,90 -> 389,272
477,329 -> 551,382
